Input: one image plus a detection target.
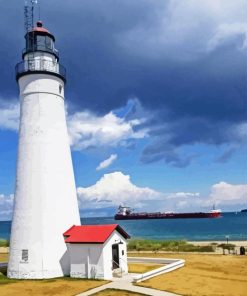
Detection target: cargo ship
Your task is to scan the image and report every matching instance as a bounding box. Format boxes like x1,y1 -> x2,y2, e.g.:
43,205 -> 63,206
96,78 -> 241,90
114,206 -> 222,220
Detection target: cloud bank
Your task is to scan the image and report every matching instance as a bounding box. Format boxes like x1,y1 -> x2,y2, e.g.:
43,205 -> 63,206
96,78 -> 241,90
1,173 -> 247,220
77,171 -> 161,209
0,101 -> 148,151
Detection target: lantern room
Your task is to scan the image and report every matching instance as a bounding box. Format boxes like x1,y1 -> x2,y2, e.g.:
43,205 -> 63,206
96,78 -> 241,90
23,21 -> 59,60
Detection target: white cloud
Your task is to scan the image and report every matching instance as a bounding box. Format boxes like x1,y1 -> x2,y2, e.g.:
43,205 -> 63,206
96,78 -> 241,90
233,122 -> 247,141
96,154 -> 117,171
0,194 -> 14,221
209,182 -> 247,206
0,100 -> 19,131
67,110 -> 148,150
173,192 -> 200,198
77,171 -> 161,209
207,22 -> 247,51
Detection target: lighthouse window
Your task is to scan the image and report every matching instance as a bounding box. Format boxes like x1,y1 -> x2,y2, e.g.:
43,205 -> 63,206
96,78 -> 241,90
59,84 -> 63,94
26,34 -> 35,51
36,35 -> 46,46
21,249 -> 28,262
45,36 -> 53,50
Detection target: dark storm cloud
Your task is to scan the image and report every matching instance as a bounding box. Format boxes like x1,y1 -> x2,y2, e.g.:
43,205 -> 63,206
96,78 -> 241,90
1,0 -> 247,166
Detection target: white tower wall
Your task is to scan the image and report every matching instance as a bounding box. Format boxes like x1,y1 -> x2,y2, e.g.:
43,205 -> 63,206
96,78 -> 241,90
8,73 -> 81,279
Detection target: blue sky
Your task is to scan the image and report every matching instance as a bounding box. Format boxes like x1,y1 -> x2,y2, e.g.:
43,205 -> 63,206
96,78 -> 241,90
1,0 -> 247,220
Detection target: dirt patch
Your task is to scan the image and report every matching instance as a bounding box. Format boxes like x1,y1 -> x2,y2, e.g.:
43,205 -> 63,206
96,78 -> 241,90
130,253 -> 247,296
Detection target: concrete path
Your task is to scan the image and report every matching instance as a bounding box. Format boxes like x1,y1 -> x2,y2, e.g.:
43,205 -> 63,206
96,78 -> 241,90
77,273 -> 180,296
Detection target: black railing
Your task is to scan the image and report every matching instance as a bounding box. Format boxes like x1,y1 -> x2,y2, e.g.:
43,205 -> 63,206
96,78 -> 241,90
15,59 -> 66,82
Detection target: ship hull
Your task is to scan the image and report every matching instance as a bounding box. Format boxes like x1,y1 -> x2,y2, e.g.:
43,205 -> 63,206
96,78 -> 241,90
114,212 -> 221,220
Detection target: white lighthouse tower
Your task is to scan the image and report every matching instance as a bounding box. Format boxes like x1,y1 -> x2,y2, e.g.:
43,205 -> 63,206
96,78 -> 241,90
8,18 -> 81,279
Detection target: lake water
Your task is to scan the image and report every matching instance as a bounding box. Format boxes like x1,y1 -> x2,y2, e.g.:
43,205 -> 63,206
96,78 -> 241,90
1,212 -> 246,241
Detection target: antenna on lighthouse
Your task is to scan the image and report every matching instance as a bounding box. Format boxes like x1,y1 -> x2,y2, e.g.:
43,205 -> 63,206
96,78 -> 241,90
24,0 -> 38,33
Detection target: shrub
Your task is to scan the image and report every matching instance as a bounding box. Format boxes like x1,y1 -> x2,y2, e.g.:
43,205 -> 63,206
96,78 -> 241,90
218,243 -> 235,251
127,239 -> 214,252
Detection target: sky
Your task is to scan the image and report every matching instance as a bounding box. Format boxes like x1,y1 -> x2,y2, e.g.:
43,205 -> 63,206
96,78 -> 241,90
0,0 -> 247,220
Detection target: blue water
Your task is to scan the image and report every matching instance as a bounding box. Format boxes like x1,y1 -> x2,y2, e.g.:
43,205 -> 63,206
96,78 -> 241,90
1,212 -> 246,241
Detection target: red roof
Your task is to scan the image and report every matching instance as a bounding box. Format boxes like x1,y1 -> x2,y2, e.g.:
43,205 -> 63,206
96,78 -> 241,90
63,224 -> 130,244
32,26 -> 50,33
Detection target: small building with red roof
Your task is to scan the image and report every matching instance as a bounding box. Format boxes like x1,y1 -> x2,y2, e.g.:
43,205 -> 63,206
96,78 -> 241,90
63,224 -> 130,280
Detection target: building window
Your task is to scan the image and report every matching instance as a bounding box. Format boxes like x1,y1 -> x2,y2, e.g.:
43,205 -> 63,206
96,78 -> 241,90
59,84 -> 63,94
22,249 -> 28,262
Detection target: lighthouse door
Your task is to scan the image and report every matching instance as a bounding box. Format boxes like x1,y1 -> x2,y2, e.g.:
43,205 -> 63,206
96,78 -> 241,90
112,244 -> 119,269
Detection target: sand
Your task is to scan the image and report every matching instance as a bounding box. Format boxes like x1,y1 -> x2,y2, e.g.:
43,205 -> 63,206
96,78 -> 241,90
0,247 -> 8,254
130,253 -> 247,296
189,241 -> 247,247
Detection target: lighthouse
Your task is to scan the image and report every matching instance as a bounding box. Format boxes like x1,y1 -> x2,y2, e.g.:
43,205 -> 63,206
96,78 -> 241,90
8,21 -> 81,279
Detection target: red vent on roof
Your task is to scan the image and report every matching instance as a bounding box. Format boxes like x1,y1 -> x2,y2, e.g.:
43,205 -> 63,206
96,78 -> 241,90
63,224 -> 130,244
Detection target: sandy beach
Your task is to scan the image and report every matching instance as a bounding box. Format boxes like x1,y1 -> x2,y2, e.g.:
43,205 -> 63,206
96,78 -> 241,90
189,240 -> 247,246
0,247 -> 8,254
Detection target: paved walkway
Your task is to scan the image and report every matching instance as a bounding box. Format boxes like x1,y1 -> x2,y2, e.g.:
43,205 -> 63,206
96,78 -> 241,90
77,273 -> 180,296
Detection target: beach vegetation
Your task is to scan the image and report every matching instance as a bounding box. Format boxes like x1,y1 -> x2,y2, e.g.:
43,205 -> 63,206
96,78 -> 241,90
0,240 -> 9,247
127,239 -> 214,252
218,243 -> 235,250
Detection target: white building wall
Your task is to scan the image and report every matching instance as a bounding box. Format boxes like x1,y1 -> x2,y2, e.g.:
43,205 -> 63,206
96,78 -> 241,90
8,73 -> 81,279
68,232 -> 128,280
69,244 -> 104,279
103,231 -> 128,280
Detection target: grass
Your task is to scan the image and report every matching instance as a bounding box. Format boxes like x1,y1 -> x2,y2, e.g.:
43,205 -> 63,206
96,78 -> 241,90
130,253 -> 247,296
128,263 -> 163,273
0,272 -> 108,296
0,240 -> 9,247
91,288 -> 147,295
127,239 -> 215,252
